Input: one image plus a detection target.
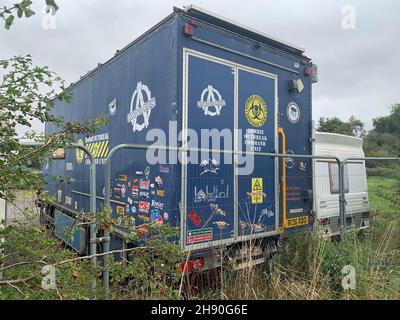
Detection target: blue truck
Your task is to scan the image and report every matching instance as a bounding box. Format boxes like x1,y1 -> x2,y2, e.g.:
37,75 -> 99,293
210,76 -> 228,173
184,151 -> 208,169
42,5 -> 319,270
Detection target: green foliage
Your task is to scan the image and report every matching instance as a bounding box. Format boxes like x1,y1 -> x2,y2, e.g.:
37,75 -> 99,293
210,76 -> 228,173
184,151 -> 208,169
0,1 -> 58,29
373,103 -> 400,136
0,219 -> 184,300
0,225 -> 97,299
317,116 -> 365,137
0,0 -> 187,301
317,105 -> 400,176
109,224 -> 184,300
363,103 -> 400,175
0,55 -> 109,203
366,104 -> 400,158
190,177 -> 400,300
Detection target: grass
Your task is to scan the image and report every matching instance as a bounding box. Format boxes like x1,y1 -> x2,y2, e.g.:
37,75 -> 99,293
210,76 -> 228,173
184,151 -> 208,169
2,177 -> 399,300
189,176 -> 400,300
368,177 -> 399,217
368,177 -> 400,250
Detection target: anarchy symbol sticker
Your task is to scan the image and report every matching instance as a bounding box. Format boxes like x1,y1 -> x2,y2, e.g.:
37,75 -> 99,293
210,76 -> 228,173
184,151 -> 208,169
127,81 -> 156,132
197,85 -> 226,116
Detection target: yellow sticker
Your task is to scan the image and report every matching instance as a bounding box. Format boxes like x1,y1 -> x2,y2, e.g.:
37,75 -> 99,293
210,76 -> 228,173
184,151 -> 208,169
251,177 -> 263,204
118,175 -> 128,181
85,140 -> 109,158
75,139 -> 84,164
286,216 -> 309,228
245,95 -> 267,127
116,206 -> 125,215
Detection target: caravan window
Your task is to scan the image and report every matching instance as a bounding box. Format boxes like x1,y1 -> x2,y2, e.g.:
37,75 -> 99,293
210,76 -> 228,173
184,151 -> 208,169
328,162 -> 349,194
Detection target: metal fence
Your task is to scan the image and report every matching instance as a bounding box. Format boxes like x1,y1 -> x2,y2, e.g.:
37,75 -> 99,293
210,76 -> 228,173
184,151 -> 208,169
3,141 -> 399,298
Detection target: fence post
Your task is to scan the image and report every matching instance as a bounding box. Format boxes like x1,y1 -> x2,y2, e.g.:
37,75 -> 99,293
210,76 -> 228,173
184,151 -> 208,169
0,198 -> 5,280
69,143 -> 97,298
338,160 -> 346,233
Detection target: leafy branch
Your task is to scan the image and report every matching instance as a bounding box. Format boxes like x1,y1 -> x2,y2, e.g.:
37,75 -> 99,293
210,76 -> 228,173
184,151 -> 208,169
0,0 -> 58,29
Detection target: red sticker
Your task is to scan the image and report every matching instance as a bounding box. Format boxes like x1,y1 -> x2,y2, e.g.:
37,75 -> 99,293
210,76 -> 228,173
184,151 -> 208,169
188,210 -> 202,227
139,201 -> 150,213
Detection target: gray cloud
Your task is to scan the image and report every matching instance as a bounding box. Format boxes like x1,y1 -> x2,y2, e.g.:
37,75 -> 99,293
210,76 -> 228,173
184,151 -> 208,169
1,0 -> 399,134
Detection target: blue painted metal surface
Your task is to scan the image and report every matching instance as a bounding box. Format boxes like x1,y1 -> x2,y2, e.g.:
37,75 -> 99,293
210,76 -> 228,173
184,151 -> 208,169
54,210 -> 87,253
44,7 -> 313,254
236,69 -> 277,237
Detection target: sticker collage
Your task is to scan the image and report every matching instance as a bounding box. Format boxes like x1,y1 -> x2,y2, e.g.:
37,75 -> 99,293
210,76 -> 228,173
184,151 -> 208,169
111,164 -> 170,228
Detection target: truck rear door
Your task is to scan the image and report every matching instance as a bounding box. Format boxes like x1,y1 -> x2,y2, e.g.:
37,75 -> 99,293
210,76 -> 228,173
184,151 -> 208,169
182,49 -> 279,251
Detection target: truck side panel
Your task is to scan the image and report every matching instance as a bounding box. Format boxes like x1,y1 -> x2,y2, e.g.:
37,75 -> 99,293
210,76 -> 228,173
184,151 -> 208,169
44,16 -> 181,249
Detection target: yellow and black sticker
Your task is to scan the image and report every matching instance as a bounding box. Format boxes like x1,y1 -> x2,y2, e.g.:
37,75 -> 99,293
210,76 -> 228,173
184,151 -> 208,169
85,140 -> 109,159
251,177 -> 263,204
116,206 -> 125,215
245,95 -> 267,127
118,175 -> 128,181
286,216 -> 309,228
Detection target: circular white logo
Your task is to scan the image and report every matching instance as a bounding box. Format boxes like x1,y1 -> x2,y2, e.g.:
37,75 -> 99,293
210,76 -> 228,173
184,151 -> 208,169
197,85 -> 226,116
287,102 -> 300,124
127,82 -> 156,132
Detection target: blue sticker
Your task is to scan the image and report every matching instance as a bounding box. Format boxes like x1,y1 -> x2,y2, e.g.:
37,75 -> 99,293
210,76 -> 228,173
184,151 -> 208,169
151,209 -> 160,221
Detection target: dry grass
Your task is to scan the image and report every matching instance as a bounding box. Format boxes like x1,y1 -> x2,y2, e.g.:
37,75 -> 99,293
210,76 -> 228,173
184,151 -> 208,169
190,177 -> 400,300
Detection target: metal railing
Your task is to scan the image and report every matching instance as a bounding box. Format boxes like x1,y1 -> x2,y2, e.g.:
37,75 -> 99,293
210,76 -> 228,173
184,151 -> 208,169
102,142 -> 342,298
8,141 -> 399,299
340,156 -> 400,233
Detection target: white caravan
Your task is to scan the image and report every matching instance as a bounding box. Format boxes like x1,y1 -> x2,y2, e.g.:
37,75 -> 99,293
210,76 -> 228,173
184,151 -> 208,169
312,131 -> 370,235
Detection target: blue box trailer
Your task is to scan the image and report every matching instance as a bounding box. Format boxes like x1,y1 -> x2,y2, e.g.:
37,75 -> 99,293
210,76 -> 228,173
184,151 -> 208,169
43,5 -> 317,266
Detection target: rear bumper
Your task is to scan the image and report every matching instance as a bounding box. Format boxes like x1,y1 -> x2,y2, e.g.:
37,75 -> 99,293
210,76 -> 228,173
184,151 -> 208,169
315,211 -> 370,236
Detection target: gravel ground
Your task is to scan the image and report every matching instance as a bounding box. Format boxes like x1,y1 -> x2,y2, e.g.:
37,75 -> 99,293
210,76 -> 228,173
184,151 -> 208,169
5,190 -> 40,226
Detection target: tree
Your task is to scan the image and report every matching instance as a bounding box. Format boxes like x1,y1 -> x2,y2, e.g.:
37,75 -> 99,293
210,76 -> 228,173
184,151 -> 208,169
365,103 -> 400,157
0,5 -> 110,298
363,103 -> 400,175
373,103 -> 400,137
0,6 -> 182,300
0,55 -> 108,203
317,116 -> 365,137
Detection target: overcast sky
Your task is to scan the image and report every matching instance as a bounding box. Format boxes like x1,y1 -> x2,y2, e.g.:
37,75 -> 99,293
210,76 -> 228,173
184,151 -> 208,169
1,0 -> 399,134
